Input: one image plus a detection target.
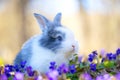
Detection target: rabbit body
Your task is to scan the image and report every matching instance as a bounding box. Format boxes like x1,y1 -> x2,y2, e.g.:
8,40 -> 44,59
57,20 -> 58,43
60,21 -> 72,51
14,13 -> 79,73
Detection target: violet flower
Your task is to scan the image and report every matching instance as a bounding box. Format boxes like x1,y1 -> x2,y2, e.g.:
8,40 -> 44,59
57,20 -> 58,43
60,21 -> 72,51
115,73 -> 120,80
116,48 -> 120,55
49,61 -> 56,70
96,75 -> 103,80
78,56 -> 82,63
69,64 -> 76,74
100,49 -> 106,57
0,74 -> 7,80
46,70 -> 59,80
14,72 -> 24,80
34,75 -> 43,80
26,66 -> 34,77
57,63 -> 68,75
81,73 -> 92,80
88,51 -> 97,62
90,63 -> 96,71
20,61 -> 26,68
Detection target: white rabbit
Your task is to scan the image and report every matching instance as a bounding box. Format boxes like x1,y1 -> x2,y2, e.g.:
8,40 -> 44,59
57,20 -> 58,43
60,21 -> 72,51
14,13 -> 79,73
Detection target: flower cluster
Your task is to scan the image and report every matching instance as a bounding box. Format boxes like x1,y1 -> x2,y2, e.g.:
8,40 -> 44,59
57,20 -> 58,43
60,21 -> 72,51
0,48 -> 120,80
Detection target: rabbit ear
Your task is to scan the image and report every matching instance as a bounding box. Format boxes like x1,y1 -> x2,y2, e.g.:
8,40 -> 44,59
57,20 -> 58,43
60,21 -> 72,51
34,13 -> 50,32
53,13 -> 62,26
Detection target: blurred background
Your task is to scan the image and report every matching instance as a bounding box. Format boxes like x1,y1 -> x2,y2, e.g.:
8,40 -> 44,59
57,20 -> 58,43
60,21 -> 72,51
0,0 -> 120,64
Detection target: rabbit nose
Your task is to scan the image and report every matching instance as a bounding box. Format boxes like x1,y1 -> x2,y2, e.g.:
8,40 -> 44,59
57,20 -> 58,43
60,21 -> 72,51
72,45 -> 75,48
72,45 -> 75,50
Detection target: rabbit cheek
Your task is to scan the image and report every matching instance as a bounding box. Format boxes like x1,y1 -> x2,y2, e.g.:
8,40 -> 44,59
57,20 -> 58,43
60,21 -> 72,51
65,43 -> 78,58
65,52 -> 73,59
40,36 -> 62,53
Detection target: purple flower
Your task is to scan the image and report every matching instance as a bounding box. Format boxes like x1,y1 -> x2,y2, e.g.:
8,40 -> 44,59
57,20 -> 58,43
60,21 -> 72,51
96,74 -> 112,80
116,48 -> 120,55
5,64 -> 14,72
57,63 -> 68,75
34,75 -> 43,80
69,64 -> 76,74
50,62 -> 56,66
14,61 -> 27,72
103,74 -> 111,80
14,64 -> 21,72
26,66 -> 34,77
81,73 -> 92,80
90,63 -> 96,71
78,56 -> 82,63
0,74 -> 7,80
106,53 -> 116,60
20,61 -> 26,68
112,54 -> 117,60
100,49 -> 106,57
106,53 -> 113,60
4,64 -> 13,77
115,73 -> 120,80
92,51 -> 98,55
96,75 -> 103,80
49,62 -> 56,70
14,72 -> 24,80
88,51 -> 97,62
101,58 -> 105,63
46,70 -> 59,80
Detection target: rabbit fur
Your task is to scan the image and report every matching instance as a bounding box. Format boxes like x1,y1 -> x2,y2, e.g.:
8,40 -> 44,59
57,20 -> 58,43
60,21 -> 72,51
14,13 -> 79,73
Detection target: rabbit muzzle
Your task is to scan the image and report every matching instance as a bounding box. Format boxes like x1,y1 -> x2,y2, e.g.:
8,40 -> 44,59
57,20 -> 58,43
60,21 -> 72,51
72,41 -> 79,54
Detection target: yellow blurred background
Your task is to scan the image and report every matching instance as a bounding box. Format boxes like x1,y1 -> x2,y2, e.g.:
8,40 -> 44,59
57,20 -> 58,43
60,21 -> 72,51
0,0 -> 120,64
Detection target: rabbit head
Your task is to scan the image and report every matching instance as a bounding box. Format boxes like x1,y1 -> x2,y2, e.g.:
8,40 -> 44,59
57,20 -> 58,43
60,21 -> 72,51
34,13 -> 78,57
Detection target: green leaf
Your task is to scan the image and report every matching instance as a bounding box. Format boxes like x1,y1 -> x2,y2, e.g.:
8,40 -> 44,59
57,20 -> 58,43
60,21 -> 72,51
8,76 -> 13,80
97,63 -> 104,69
79,63 -> 84,69
74,56 -> 78,63
103,60 -> 115,68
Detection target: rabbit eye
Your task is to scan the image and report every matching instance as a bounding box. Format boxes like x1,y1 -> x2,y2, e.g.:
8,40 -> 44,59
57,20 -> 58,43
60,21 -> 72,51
57,36 -> 62,41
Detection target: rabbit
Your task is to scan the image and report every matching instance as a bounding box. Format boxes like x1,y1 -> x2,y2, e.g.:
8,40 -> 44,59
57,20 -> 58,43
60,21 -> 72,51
14,13 -> 79,73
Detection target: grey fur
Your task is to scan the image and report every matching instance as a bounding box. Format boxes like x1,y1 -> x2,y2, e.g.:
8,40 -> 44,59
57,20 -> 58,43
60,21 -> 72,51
37,13 -> 65,52
40,28 -> 65,52
14,13 -> 63,65
14,50 -> 31,65
14,40 -> 33,65
14,13 -> 70,71
53,13 -> 62,26
34,13 -> 62,32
